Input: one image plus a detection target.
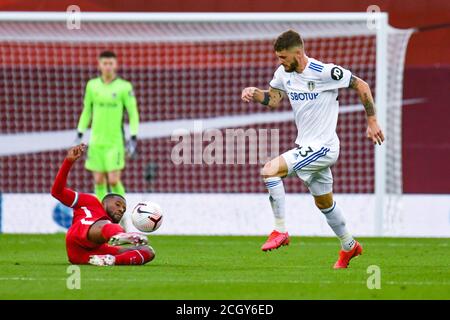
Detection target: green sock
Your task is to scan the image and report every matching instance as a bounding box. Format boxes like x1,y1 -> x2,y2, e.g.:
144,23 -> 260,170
95,183 -> 108,201
111,181 -> 125,197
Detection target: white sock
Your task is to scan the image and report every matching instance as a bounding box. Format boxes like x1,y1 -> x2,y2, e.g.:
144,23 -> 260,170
264,177 -> 286,233
321,202 -> 355,251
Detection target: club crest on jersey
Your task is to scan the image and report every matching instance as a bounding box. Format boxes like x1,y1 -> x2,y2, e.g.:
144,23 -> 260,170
111,92 -> 117,98
307,81 -> 315,91
286,80 -> 291,87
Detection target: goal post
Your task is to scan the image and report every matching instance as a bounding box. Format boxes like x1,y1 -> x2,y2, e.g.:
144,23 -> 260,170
0,12 -> 412,235
374,13 -> 388,236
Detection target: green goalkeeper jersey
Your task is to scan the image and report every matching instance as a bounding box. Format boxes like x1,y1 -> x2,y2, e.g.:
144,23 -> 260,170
77,76 -> 139,147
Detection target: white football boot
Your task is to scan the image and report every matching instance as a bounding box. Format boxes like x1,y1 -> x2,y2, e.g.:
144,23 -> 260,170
88,254 -> 116,266
108,232 -> 148,246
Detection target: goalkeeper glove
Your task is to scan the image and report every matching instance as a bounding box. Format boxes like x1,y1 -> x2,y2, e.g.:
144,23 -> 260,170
74,132 -> 83,145
126,135 -> 138,159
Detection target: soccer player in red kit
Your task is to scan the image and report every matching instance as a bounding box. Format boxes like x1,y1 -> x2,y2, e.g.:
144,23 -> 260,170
51,144 -> 155,266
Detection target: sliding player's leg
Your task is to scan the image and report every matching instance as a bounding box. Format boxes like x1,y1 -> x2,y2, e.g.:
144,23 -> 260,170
307,170 -> 362,269
88,219 -> 148,246
68,241 -> 154,266
87,219 -> 152,267
67,220 -> 150,265
260,155 -> 290,251
88,244 -> 155,266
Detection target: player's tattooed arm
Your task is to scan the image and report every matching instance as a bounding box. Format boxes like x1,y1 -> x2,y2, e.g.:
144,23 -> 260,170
349,75 -> 385,145
348,75 -> 358,89
241,86 -> 284,108
265,87 -> 285,108
349,75 -> 376,117
362,93 -> 376,117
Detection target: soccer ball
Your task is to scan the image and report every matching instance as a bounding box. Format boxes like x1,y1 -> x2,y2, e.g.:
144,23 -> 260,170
131,201 -> 163,233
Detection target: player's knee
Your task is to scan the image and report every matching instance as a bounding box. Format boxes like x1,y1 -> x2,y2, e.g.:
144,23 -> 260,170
137,245 -> 155,264
314,195 -> 334,210
261,161 -> 278,178
146,247 -> 156,263
94,175 -> 106,185
108,177 -> 121,186
261,157 -> 288,179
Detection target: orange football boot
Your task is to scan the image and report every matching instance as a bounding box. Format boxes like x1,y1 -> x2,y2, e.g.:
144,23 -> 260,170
333,241 -> 363,269
261,230 -> 290,251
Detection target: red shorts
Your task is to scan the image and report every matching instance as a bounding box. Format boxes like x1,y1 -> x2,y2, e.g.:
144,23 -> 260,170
66,220 -> 121,264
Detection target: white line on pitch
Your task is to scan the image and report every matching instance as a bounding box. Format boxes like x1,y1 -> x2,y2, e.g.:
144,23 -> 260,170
0,277 -> 448,286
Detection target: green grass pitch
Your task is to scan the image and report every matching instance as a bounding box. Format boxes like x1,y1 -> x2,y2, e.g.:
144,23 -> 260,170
0,234 -> 449,299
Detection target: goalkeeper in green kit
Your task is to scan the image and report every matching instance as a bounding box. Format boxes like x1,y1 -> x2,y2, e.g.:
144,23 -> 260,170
75,51 -> 139,200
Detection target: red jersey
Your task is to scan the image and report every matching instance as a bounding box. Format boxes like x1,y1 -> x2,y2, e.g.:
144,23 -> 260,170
51,159 -> 113,251
70,192 -> 112,227
51,157 -> 153,265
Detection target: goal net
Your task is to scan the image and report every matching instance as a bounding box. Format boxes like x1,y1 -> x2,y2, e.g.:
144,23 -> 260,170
0,13 -> 412,235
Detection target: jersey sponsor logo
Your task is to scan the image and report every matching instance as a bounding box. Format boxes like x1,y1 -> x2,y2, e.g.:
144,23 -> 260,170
307,81 -> 315,91
331,67 -> 344,80
289,92 -> 319,101
308,62 -> 324,72
99,102 -> 119,108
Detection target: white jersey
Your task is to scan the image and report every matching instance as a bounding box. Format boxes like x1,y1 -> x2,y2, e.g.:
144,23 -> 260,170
269,57 -> 352,147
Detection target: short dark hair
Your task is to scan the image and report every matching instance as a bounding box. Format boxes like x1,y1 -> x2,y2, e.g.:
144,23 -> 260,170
99,50 -> 117,59
102,193 -> 125,203
273,30 -> 304,52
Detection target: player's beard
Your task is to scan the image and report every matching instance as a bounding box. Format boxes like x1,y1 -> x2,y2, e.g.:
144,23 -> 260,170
105,206 -> 122,223
284,59 -> 299,73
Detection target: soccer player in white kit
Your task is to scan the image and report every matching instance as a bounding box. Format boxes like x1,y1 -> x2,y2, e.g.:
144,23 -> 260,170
241,30 -> 384,269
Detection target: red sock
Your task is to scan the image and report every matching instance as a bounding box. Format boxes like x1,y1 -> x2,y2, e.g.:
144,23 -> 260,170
101,223 -> 124,241
115,249 -> 153,265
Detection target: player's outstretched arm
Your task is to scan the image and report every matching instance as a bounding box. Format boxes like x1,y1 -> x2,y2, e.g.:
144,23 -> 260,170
241,86 -> 284,108
51,144 -> 86,207
124,84 -> 139,158
349,75 -> 385,145
75,83 -> 93,143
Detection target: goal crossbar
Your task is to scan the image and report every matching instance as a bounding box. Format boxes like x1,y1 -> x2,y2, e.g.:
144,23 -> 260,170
0,11 -> 386,23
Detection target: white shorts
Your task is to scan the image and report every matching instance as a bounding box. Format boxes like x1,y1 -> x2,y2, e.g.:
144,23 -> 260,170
281,143 -> 339,196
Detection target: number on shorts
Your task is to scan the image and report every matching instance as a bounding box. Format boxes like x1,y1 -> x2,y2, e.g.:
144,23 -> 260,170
298,146 -> 314,158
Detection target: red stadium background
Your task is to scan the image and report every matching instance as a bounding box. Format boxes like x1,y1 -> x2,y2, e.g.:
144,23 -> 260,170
0,0 -> 449,193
